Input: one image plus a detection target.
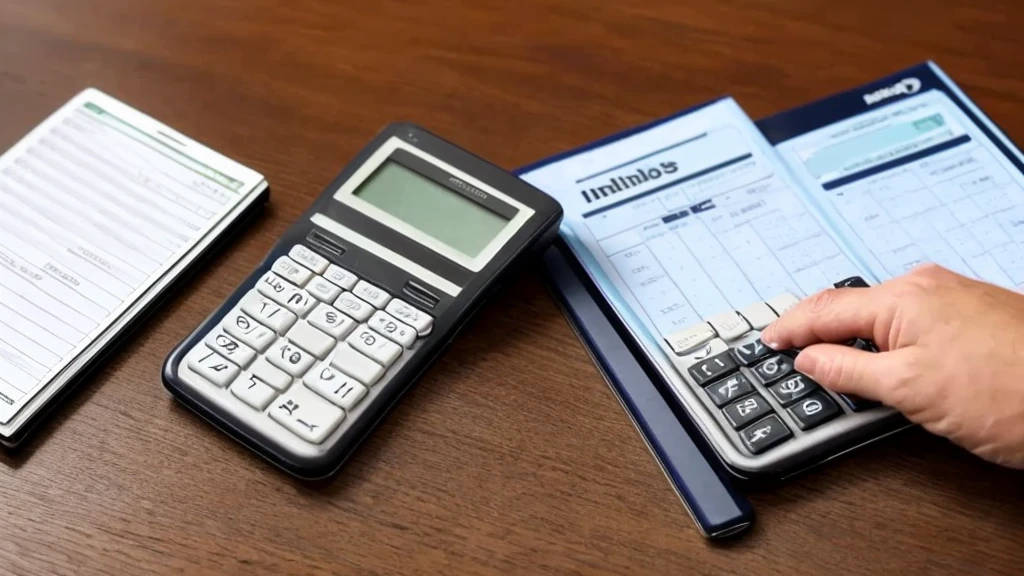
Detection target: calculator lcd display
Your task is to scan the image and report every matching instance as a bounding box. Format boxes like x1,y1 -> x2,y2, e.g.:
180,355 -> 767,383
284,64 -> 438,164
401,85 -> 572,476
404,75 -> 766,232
354,160 -> 511,258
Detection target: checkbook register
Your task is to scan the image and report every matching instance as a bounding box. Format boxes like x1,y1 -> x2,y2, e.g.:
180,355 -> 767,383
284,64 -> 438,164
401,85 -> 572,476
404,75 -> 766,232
521,62 -> 1024,534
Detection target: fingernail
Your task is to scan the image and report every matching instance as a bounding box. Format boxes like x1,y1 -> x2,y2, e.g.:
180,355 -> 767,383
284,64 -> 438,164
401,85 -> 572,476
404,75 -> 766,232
794,349 -> 817,374
764,341 -> 781,350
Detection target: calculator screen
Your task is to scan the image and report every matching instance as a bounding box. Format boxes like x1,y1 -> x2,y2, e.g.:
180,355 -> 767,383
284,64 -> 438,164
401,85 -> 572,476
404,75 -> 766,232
354,160 -> 513,258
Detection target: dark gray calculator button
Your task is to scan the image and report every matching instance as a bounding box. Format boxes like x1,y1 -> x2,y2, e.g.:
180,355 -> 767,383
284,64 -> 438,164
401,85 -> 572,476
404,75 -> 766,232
849,338 -> 879,353
787,391 -> 841,430
740,415 -> 791,454
722,394 -> 773,429
688,351 -> 738,386
767,374 -> 818,406
705,373 -> 754,407
834,276 -> 870,289
839,393 -> 879,412
752,355 -> 794,385
731,339 -> 772,366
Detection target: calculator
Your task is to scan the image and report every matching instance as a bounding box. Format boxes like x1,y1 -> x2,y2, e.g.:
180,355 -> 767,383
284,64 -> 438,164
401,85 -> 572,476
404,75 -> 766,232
663,276 -> 910,478
162,123 -> 562,479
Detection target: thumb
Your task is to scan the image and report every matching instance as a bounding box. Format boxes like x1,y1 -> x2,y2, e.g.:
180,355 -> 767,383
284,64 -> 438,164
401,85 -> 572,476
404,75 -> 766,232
794,344 -> 911,404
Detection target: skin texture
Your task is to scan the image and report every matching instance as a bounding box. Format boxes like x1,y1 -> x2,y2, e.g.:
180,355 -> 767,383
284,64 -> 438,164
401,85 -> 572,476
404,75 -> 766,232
760,263 -> 1024,469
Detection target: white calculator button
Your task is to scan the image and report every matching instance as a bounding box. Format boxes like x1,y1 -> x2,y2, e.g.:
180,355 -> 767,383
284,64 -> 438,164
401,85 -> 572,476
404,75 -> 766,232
288,245 -> 329,274
240,291 -> 297,334
250,357 -> 293,391
385,299 -> 433,336
307,303 -> 357,339
230,372 -> 278,410
335,291 -> 373,322
739,301 -> 778,331
767,293 -> 801,317
664,322 -> 716,355
204,329 -> 256,368
368,310 -> 415,348
668,337 -> 729,374
323,264 -> 358,290
187,347 -> 240,387
303,362 -> 368,411
352,280 -> 391,309
306,276 -> 342,302
223,309 -> 276,352
330,343 -> 384,386
707,311 -> 750,342
256,272 -> 317,317
287,321 -> 335,359
267,339 -> 317,377
346,325 -> 402,367
269,384 -> 345,444
271,256 -> 313,287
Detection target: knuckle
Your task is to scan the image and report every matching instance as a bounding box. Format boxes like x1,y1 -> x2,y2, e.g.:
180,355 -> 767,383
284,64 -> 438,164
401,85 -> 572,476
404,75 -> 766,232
806,288 -> 837,315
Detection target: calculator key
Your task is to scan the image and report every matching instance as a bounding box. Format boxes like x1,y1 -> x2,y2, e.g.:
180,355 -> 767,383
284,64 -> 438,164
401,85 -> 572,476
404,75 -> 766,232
385,299 -> 433,336
687,351 -> 738,386
335,291 -> 374,322
834,276 -> 870,289
353,280 -> 391,309
250,356 -> 293,391
731,338 -> 773,366
849,338 -> 879,353
303,362 -> 368,411
766,293 -> 800,316
664,322 -> 715,355
722,394 -> 773,429
267,339 -> 317,377
271,256 -> 312,287
323,263 -> 358,290
286,321 -> 335,359
223,309 -> 276,352
204,330 -> 256,368
187,347 -> 240,387
240,291 -> 297,334
767,374 -> 818,406
369,310 -> 416,348
230,372 -> 278,410
269,384 -> 345,444
707,311 -> 749,342
740,415 -> 792,454
307,303 -> 357,339
787,391 -> 841,430
838,393 -> 879,412
738,301 -> 777,331
704,373 -> 754,407
256,272 -> 317,317
306,276 -> 342,302
330,344 -> 385,386
289,245 -> 329,274
752,355 -> 795,385
347,325 -> 402,367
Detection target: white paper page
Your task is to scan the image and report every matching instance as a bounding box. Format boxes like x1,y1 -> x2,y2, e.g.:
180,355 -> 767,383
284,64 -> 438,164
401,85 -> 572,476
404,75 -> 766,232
0,88 -> 263,425
775,89 -> 1024,288
521,99 -> 864,353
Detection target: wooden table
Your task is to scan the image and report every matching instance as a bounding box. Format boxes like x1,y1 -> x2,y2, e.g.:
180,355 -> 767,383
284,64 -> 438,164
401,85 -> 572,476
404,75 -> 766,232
2,0 -> 1023,573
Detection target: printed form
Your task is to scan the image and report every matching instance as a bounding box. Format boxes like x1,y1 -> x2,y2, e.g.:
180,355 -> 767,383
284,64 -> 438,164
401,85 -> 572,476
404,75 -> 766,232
0,92 -> 261,425
521,99 -> 863,348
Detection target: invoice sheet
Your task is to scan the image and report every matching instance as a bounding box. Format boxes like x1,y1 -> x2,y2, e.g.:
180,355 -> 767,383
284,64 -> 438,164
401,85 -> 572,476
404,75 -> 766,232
764,62 -> 1024,289
520,99 -> 864,373
0,89 -> 264,425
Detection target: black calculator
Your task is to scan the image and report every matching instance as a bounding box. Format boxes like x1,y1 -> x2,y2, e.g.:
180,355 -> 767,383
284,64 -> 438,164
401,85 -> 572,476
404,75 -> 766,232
162,123 -> 562,479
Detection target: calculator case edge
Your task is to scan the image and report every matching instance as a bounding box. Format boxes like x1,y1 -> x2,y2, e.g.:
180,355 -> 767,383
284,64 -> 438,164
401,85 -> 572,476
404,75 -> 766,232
162,123 -> 563,480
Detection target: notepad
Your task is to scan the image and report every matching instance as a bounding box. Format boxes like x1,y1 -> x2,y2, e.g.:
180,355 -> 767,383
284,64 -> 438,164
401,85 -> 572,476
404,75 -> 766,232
0,88 -> 267,439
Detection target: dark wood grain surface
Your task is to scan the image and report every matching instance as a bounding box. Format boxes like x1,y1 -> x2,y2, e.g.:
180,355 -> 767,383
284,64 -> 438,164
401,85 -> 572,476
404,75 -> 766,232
2,0 -> 1023,574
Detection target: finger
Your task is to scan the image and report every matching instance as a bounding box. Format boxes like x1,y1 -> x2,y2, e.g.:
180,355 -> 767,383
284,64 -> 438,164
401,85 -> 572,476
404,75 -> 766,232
795,344 -> 916,407
760,287 -> 893,349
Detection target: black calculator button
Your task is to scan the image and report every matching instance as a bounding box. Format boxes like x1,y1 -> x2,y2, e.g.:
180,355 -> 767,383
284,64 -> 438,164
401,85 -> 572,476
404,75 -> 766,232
787,391 -> 841,430
767,373 -> 818,406
688,351 -> 738,386
740,415 -> 792,454
834,276 -> 870,289
722,394 -> 773,429
751,355 -> 795,385
849,338 -> 879,353
838,393 -> 879,412
731,339 -> 772,366
705,373 -> 754,407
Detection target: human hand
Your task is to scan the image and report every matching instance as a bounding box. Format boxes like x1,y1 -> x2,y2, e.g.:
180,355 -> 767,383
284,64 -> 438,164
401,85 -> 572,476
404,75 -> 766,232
759,264 -> 1024,469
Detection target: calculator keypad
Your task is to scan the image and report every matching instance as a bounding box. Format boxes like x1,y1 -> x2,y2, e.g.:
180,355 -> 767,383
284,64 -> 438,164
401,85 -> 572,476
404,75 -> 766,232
183,246 -> 435,445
